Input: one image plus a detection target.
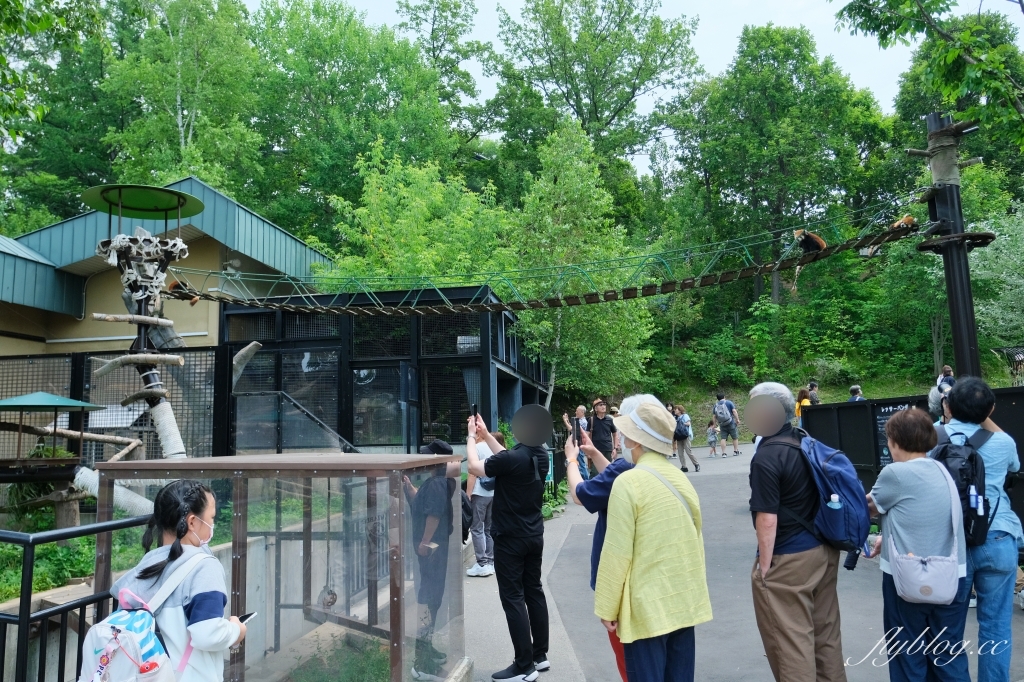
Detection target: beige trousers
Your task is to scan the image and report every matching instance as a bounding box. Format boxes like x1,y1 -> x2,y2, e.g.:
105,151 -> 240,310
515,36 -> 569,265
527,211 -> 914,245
676,438 -> 698,468
751,544 -> 847,682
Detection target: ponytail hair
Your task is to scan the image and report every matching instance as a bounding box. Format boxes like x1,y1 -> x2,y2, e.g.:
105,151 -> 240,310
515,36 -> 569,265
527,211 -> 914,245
138,479 -> 213,581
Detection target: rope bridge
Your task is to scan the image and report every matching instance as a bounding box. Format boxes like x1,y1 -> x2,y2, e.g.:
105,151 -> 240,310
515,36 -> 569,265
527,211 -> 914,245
164,224 -> 919,316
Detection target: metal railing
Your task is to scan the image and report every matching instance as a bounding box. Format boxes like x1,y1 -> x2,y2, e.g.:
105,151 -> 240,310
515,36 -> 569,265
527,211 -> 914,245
0,515 -> 151,682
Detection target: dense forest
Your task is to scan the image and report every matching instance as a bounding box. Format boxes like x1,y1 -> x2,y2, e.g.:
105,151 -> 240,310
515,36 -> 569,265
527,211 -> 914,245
2,0 -> 1024,404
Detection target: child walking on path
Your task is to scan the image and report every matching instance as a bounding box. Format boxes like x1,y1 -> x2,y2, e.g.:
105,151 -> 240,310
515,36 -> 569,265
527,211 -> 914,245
706,421 -> 720,458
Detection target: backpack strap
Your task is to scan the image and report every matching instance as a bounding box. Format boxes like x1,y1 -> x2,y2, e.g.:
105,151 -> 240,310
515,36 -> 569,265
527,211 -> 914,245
931,458 -> 961,561
757,431 -> 821,541
636,465 -> 696,529
148,553 -> 215,612
966,428 -> 994,450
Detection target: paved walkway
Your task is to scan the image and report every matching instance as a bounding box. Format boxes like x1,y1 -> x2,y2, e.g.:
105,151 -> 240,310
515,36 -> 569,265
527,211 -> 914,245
464,442 -> 1024,681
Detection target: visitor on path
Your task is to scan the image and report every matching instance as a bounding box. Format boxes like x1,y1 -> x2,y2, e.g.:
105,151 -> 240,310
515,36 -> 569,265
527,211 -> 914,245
936,365 -> 956,388
713,392 -> 741,456
562,393 -> 662,682
808,381 -> 820,405
562,406 -> 590,479
467,414 -> 550,682
867,408 -> 970,682
467,431 -> 506,578
939,378 -> 1022,680
706,420 -> 720,457
795,388 -> 811,428
587,397 -> 619,469
405,439 -> 460,680
672,404 -> 699,472
848,385 -> 866,402
927,384 -> 953,426
109,480 -> 246,682
747,382 -> 847,682
594,401 -> 712,682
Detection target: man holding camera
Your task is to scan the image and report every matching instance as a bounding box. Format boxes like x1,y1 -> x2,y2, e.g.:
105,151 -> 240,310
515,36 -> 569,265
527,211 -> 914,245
467,414 -> 550,682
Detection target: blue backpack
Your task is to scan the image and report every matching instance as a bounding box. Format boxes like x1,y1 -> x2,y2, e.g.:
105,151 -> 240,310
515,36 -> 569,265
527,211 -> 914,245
768,430 -> 871,555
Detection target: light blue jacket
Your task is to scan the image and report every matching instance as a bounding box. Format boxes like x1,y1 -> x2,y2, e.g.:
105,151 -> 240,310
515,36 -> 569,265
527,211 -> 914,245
936,419 -> 1023,548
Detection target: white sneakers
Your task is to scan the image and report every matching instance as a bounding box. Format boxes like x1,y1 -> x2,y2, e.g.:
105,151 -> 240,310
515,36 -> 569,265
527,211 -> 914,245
1016,590 -> 1024,611
467,563 -> 495,577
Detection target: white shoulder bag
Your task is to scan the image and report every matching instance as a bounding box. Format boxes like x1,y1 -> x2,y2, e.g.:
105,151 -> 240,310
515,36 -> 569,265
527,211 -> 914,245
887,460 -> 961,605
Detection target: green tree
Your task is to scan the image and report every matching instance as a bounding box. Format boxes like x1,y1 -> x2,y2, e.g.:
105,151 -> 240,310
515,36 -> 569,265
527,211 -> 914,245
396,0 -> 482,113
4,0 -> 147,217
249,0 -> 456,242
325,138 -> 510,278
891,12 -> 1024,199
102,0 -> 260,192
501,119 -> 654,401
832,0 -> 1024,148
497,0 -> 698,157
669,25 -> 894,303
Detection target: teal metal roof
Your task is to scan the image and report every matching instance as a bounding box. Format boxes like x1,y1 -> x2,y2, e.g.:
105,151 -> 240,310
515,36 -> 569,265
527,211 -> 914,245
0,391 -> 105,412
0,235 -> 55,266
0,237 -> 84,315
16,177 -> 331,278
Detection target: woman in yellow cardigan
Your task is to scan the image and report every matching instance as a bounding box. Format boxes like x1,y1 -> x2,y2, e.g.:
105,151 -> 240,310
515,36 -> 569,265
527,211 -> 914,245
594,402 -> 712,682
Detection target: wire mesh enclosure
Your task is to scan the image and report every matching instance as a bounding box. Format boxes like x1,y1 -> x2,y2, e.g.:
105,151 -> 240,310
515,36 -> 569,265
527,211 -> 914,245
227,313 -> 277,342
353,317 -> 411,359
83,349 -> 216,463
353,368 -> 402,446
421,314 -> 479,356
284,312 -> 341,340
421,365 -> 479,446
0,356 -> 72,458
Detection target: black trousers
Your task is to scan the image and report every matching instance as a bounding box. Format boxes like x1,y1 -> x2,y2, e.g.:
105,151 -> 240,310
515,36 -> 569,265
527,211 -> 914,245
494,534 -> 549,669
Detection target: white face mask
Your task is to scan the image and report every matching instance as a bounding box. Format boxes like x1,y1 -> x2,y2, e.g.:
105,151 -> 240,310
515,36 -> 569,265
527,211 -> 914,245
191,516 -> 214,547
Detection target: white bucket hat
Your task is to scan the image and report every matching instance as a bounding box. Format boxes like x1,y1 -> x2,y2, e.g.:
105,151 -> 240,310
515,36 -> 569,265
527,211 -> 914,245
612,402 -> 676,456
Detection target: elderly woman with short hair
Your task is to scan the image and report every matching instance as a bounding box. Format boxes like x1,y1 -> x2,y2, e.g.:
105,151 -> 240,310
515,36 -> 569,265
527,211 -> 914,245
593,402 -> 712,682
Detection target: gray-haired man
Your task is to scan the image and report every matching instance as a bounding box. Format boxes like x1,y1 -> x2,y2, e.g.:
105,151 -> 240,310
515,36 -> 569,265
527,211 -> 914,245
747,382 -> 845,682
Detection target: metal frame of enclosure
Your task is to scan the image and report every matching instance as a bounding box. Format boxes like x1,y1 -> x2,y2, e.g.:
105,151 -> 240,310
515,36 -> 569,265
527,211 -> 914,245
222,287 -> 550,455
94,454 -> 466,682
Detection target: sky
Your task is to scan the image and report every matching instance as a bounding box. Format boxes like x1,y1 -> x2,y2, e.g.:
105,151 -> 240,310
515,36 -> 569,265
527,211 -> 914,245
241,0 -> 1024,171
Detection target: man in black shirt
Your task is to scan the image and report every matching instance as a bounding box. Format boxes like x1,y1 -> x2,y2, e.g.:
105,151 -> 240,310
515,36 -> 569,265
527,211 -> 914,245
467,413 -> 550,682
587,398 -> 618,469
747,382 -> 845,682
404,439 -> 460,679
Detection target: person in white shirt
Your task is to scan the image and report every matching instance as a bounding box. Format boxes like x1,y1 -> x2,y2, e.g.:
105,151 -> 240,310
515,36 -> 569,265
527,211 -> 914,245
466,431 -> 506,577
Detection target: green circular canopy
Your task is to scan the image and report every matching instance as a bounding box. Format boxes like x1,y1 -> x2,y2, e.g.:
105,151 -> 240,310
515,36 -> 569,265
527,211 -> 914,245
81,184 -> 204,220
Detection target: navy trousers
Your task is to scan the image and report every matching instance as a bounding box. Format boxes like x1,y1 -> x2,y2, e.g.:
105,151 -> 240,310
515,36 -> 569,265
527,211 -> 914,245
881,572 -> 971,681
622,626 -> 695,682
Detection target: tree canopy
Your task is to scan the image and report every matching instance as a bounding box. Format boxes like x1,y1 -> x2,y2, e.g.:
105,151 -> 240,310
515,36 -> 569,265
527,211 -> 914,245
2,0 -> 1022,403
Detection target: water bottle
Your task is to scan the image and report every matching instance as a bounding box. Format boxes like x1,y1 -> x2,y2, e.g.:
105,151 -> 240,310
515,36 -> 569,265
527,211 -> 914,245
969,485 -> 978,509
826,494 -> 842,510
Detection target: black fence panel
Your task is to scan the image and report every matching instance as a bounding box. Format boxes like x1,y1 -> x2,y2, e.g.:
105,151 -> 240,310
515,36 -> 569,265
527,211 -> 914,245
804,386 -> 1024,559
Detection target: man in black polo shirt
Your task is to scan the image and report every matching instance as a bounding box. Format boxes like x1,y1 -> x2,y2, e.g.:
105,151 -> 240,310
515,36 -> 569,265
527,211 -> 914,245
587,398 -> 618,473
747,382 -> 845,682
467,411 -> 550,682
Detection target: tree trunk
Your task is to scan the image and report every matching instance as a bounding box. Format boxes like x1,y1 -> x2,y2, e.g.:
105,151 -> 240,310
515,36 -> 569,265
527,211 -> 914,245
931,314 -> 945,376
771,271 -> 781,303
543,363 -> 556,411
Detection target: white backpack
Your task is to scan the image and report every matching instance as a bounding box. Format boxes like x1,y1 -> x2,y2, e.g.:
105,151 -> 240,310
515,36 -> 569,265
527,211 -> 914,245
79,554 -> 214,682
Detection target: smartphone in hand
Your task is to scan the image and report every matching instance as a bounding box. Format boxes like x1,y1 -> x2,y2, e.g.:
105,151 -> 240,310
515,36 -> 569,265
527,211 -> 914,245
572,417 -> 581,445
239,612 -> 258,624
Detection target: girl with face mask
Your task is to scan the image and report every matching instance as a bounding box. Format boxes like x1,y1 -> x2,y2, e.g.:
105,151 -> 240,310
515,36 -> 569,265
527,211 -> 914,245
111,480 -> 246,682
